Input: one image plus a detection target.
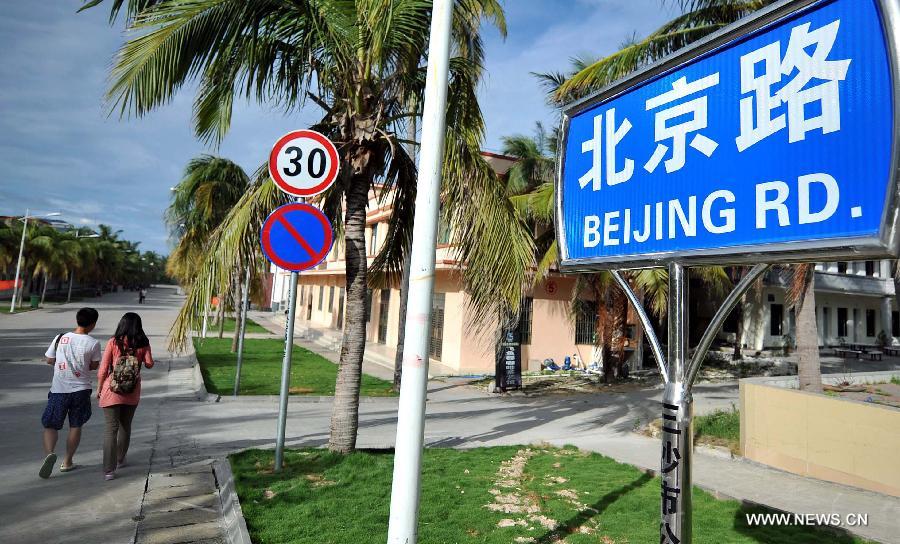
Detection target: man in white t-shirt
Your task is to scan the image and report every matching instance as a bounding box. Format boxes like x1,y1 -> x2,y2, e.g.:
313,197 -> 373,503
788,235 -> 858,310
39,307 -> 101,479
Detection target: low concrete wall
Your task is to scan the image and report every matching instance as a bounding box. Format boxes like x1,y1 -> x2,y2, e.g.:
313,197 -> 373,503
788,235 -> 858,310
740,371 -> 900,498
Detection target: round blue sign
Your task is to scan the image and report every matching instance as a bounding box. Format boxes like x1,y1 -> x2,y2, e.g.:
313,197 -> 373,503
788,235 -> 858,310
260,203 -> 334,272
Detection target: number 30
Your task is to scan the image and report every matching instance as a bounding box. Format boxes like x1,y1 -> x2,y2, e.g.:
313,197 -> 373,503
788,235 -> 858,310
283,146 -> 327,179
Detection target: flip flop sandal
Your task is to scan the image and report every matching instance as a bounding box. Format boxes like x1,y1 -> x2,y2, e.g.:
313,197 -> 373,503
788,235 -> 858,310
39,453 -> 57,479
59,464 -> 78,473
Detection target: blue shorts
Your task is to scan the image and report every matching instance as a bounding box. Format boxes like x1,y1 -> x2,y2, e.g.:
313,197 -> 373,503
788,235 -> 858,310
42,390 -> 92,430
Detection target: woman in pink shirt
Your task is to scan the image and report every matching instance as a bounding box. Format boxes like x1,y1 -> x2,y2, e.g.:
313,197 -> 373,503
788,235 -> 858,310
97,312 -> 154,480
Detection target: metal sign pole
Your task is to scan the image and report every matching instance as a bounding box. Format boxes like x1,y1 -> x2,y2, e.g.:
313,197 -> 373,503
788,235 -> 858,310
274,271 -> 299,471
661,262 -> 692,543
386,0 -> 453,541
233,268 -> 251,397
612,263 -> 769,543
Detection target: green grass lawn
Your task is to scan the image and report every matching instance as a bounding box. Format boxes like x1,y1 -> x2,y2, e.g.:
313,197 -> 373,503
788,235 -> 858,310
219,316 -> 272,334
231,446 -> 868,544
193,337 -> 395,396
694,407 -> 741,454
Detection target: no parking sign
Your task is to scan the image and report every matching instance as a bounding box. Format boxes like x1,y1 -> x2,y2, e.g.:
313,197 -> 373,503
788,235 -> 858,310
260,203 -> 333,272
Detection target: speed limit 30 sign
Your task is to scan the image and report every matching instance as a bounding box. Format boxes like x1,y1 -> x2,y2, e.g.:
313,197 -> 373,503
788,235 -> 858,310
269,129 -> 339,197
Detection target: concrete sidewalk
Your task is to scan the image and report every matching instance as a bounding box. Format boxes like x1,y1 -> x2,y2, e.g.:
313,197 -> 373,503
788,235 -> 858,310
166,365 -> 899,543
0,286 -> 232,544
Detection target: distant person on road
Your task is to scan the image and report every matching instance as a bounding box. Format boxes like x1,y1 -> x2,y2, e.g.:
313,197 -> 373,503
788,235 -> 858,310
40,307 -> 101,479
97,312 -> 154,481
138,288 -> 147,304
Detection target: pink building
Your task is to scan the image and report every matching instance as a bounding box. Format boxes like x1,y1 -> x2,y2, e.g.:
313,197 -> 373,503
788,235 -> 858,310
268,153 -> 641,376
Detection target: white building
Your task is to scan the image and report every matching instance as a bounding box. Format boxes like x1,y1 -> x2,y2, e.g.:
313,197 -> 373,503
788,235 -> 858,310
741,260 -> 897,350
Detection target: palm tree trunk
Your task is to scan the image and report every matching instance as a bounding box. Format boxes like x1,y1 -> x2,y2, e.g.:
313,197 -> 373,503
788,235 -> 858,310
40,273 -> 49,307
329,175 -> 370,453
393,251 -> 411,392
733,300 -> 744,360
231,279 -> 242,353
217,293 -> 226,339
610,288 -> 628,378
796,270 -> 822,393
393,110 -> 417,392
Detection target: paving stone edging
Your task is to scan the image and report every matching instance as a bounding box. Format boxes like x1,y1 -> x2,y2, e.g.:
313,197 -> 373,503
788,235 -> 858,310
212,458 -> 252,544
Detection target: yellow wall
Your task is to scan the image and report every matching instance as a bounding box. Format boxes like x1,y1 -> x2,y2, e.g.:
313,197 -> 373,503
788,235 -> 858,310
740,381 -> 900,497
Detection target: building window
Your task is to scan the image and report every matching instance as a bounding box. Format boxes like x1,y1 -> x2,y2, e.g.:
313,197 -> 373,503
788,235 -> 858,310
866,309 -> 876,337
769,304 -> 784,336
369,223 -> 379,255
366,289 -> 373,322
429,293 -> 446,360
306,294 -> 313,320
837,261 -> 848,274
437,217 -> 452,245
329,286 -> 335,311
377,289 -> 390,344
574,300 -> 598,345
517,297 -> 533,345
822,307 -> 830,337
893,311 -> 899,337
318,286 -> 324,311
865,260 -> 875,277
837,307 -> 848,337
336,288 -> 345,329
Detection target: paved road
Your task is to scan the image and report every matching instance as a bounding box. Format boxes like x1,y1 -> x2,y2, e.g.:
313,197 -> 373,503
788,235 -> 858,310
0,287 -> 184,544
3,290 -> 898,544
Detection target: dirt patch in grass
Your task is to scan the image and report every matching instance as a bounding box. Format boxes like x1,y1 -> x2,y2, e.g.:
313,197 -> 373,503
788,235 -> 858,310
231,446 -> 869,544
826,382 -> 900,408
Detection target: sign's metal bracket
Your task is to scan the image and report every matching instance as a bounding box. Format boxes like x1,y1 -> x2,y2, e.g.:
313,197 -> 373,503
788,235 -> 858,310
686,263 -> 771,389
611,270 -> 668,383
611,263 -> 771,388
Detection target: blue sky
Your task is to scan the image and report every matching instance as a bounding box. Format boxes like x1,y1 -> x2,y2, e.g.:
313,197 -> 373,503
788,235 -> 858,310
0,1 -> 674,253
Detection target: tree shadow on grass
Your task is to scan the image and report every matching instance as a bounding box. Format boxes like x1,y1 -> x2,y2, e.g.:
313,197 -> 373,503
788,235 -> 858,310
733,506 -> 864,544
534,472 -> 654,543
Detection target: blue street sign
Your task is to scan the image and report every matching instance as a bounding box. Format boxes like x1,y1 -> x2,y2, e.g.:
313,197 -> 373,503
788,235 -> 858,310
556,0 -> 900,270
260,203 -> 334,272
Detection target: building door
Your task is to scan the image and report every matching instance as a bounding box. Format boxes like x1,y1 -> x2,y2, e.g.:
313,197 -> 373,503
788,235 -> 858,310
429,293 -> 446,360
336,288 -> 345,329
377,289 -> 390,344
837,307 -> 848,338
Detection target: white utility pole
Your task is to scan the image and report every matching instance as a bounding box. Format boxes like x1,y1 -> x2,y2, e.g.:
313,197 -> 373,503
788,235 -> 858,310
9,210 -> 60,313
386,0 -> 454,541
9,210 -> 29,314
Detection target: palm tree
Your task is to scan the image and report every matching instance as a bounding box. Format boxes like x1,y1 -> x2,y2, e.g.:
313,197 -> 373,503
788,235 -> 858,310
166,155 -> 250,342
167,155 -> 249,283
544,0 -> 832,390
787,264 -> 822,392
89,0 -> 532,453
496,124 -> 728,381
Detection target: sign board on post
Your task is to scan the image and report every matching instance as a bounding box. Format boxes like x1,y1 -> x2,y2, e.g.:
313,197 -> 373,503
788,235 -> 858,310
556,0 -> 900,271
555,0 -> 900,542
495,327 -> 522,391
260,203 -> 334,272
269,129 -> 340,198
263,129 -> 339,472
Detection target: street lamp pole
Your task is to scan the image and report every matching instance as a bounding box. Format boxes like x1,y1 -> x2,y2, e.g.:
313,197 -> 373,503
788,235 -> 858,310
9,210 -> 29,313
9,210 -> 61,312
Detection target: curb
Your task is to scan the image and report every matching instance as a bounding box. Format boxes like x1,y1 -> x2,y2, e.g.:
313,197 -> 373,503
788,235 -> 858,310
213,457 -> 253,544
213,394 -> 395,404
190,350 -> 209,401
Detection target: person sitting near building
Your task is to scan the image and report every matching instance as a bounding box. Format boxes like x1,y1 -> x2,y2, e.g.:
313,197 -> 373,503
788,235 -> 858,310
39,307 -> 101,479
